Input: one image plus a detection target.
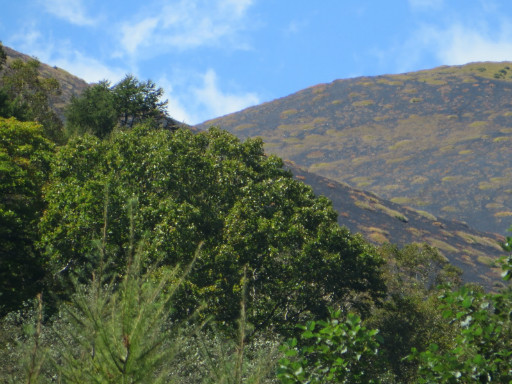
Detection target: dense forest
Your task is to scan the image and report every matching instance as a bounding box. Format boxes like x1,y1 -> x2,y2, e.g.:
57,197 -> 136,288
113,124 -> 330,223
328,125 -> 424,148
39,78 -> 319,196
1,43 -> 512,383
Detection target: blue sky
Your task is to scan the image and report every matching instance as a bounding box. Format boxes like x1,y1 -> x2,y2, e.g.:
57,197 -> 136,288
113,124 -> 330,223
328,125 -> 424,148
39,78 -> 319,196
1,0 -> 512,124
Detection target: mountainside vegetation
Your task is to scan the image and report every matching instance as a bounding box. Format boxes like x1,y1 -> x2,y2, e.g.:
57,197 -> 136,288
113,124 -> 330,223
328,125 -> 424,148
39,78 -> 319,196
2,43 -> 512,382
199,62 -> 512,236
1,44 -> 89,118
2,44 -> 506,288
286,163 -> 505,290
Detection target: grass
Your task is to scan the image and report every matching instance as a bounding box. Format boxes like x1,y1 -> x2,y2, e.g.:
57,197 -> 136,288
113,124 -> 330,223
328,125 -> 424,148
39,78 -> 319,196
426,238 -> 458,254
478,181 -> 499,190
374,203 -> 409,222
234,124 -> 256,132
388,140 -> 413,151
352,100 -> 375,107
495,211 -> 512,217
368,231 -> 389,244
280,109 -> 298,119
406,227 -> 424,237
442,176 -> 462,183
385,156 -> 413,164
493,136 -> 512,142
390,197 -> 414,205
351,176 -> 375,187
354,200 -> 375,211
477,255 -> 496,267
306,150 -> 325,159
456,231 -> 503,251
376,78 -> 403,86
413,209 -> 437,221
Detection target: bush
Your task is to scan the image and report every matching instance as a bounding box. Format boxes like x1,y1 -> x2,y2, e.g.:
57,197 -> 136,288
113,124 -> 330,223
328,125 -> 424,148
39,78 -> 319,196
277,310 -> 387,383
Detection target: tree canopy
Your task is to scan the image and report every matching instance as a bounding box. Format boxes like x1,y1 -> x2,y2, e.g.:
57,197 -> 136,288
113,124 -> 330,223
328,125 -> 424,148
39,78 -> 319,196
2,58 -> 512,382
65,75 -> 168,138
0,58 -> 63,143
0,117 -> 53,315
40,125 -> 385,333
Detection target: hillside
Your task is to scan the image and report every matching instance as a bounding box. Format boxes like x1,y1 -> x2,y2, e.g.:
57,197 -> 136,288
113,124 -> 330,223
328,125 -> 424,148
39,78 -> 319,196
2,45 -> 187,130
2,45 -> 508,288
2,45 -> 89,118
285,161 -> 505,290
198,63 -> 512,236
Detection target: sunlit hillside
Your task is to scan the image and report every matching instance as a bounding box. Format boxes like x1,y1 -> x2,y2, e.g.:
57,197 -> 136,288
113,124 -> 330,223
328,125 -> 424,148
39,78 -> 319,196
199,62 -> 512,236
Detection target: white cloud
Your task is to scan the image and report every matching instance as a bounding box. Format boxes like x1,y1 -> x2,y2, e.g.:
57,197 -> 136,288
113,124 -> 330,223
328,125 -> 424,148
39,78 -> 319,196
157,77 -> 194,123
120,18 -> 159,55
408,0 -> 444,9
8,30 -> 126,84
118,0 -> 254,56
155,69 -> 259,125
39,0 -> 97,26
383,17 -> 512,74
9,28 -> 43,52
437,25 -> 512,63
194,69 -> 259,121
417,22 -> 512,64
218,0 -> 253,18
51,52 -> 126,84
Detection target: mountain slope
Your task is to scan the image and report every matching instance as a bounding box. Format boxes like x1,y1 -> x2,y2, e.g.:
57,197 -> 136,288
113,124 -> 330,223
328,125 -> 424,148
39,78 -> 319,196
285,161 -> 505,290
198,63 -> 512,236
2,45 -> 187,130
2,46 -> 507,288
2,45 -> 89,118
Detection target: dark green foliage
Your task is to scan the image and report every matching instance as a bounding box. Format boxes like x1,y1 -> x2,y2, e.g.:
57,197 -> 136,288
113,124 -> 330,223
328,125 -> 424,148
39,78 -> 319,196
65,80 -> 117,138
0,58 -> 64,143
406,232 -> 512,382
65,74 -> 168,138
0,117 -> 54,316
409,285 -> 512,383
40,125 -> 385,334
277,310 -> 384,383
113,74 -> 168,128
1,244 -> 281,383
369,294 -> 453,383
365,244 -> 461,382
0,42 -> 6,69
379,243 -> 462,296
501,229 -> 512,281
52,248 -> 187,383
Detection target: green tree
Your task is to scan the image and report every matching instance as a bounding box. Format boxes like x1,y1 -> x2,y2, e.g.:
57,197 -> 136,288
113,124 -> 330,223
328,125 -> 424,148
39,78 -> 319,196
0,58 -> 63,143
365,244 -> 462,382
408,285 -> 512,383
40,126 -> 385,334
500,228 -> 512,281
65,75 -> 169,138
0,44 -> 10,117
65,80 -> 117,138
278,310 -> 385,383
113,74 -> 168,128
0,117 -> 54,315
52,247 -> 187,383
0,42 -> 6,70
404,233 -> 512,383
